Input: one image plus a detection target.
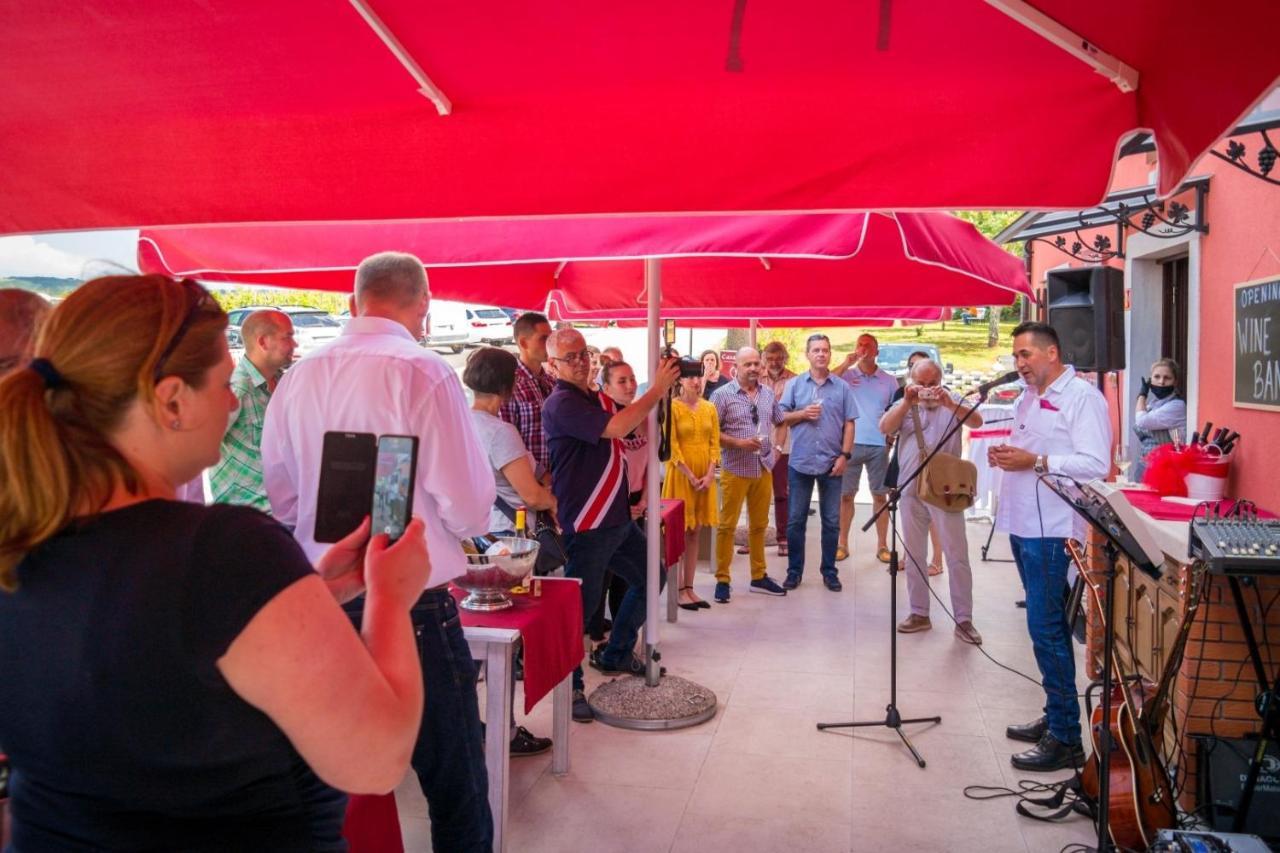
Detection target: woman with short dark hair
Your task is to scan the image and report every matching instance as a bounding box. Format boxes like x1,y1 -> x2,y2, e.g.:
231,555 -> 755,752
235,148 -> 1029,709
701,349 -> 730,399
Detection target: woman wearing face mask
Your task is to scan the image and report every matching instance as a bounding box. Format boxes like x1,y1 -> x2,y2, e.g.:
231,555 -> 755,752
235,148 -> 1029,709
1132,358 -> 1186,482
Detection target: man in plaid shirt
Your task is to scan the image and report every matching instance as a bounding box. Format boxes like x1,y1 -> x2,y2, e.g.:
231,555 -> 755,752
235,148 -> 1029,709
211,310 -> 296,511
710,347 -> 794,602
499,311 -> 555,475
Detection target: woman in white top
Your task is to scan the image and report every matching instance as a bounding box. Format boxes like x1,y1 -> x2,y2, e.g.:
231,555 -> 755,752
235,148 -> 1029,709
1132,358 -> 1186,481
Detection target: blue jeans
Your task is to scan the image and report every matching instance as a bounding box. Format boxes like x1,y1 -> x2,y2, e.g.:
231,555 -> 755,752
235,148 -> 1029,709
344,589 -> 492,852
563,521 -> 663,690
1009,535 -> 1081,746
786,467 -> 843,578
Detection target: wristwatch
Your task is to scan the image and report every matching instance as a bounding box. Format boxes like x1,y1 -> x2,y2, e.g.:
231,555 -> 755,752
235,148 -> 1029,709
840,451 -> 852,460
1033,454 -> 1047,475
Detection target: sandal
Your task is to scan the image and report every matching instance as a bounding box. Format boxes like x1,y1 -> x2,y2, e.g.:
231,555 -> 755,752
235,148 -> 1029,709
876,546 -> 892,564
677,586 -> 703,611
928,563 -> 944,576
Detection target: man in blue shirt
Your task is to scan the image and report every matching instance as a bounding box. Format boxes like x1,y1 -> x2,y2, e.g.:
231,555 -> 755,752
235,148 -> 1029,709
541,328 -> 680,722
832,334 -> 900,564
778,334 -> 860,591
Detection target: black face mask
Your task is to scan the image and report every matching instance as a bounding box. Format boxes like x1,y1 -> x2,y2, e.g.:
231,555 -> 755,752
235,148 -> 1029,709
1149,384 -> 1176,400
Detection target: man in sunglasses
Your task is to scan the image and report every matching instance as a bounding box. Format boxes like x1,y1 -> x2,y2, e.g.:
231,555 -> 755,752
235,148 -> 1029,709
709,347 -> 793,603
0,289 -> 51,376
541,328 -> 680,723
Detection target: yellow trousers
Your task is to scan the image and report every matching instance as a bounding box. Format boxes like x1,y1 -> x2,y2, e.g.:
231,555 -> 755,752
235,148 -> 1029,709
716,469 -> 774,583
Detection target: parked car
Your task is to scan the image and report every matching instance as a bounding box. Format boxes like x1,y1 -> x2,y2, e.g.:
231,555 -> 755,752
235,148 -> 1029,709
225,306 -> 343,356
875,342 -> 953,381
425,299 -> 470,353
464,304 -> 515,345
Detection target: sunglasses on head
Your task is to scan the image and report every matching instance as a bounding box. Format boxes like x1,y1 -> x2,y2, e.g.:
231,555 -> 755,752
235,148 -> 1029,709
153,278 -> 218,382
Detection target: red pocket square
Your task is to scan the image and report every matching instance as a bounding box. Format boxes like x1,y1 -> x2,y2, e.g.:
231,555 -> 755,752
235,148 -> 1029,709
1039,399 -> 1060,411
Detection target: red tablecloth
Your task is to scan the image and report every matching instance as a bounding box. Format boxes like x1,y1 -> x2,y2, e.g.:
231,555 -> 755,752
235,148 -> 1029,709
450,576 -> 583,714
342,793 -> 403,853
1121,489 -> 1277,521
661,498 -> 685,566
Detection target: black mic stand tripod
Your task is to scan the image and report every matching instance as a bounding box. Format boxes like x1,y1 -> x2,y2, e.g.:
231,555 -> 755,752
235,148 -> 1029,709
817,387 -> 990,767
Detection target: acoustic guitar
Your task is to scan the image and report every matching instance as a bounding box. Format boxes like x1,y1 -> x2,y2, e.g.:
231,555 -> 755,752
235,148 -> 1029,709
1072,540 -> 1204,850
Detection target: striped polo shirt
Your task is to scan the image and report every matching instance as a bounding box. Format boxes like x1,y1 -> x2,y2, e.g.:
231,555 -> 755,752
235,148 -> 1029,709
543,379 -> 631,535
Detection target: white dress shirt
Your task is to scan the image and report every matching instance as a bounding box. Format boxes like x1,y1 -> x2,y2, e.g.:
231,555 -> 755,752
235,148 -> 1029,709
262,316 -> 494,585
995,365 -> 1112,540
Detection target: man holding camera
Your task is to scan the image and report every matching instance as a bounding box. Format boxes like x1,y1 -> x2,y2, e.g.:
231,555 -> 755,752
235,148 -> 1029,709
879,358 -> 983,643
541,328 -> 681,722
779,334 -> 860,592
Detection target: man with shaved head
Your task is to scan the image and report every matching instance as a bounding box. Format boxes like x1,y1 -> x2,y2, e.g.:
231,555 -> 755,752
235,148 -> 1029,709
709,347 -> 792,602
879,358 -> 983,645
210,309 -> 296,510
541,327 -> 680,722
0,289 -> 51,374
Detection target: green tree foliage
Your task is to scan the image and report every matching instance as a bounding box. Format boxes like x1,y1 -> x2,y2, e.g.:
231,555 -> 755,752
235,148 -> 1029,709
953,210 -> 1025,347
210,288 -> 349,315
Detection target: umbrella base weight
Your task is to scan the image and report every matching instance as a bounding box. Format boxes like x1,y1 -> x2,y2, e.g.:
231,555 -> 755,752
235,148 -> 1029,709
588,675 -> 717,731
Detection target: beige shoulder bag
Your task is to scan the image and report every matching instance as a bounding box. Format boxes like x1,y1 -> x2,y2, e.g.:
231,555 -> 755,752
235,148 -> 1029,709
908,405 -> 978,513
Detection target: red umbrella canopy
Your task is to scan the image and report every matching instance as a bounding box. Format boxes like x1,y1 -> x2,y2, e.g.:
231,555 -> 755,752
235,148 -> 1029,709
137,211 -> 1030,309
543,292 -> 949,328
4,1 -> 1277,234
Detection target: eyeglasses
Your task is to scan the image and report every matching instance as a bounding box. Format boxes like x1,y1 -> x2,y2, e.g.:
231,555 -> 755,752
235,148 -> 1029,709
153,278 -> 218,382
551,349 -> 590,366
750,404 -> 759,426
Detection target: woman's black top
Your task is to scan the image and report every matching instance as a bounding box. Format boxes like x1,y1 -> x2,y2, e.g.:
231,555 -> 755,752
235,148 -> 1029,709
0,500 -> 346,852
702,375 -> 730,399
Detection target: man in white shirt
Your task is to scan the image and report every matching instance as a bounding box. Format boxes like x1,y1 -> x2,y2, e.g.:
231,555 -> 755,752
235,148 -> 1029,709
262,252 -> 496,852
990,322 -> 1111,773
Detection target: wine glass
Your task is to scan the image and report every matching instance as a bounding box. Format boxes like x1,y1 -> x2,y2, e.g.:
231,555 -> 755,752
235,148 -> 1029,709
1113,445 -> 1131,484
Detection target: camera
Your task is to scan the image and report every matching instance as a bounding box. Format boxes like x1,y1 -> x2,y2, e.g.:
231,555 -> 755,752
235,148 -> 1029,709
662,347 -> 705,379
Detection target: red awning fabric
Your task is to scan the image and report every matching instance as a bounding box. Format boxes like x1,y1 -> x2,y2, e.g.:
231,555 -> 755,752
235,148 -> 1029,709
4,2 -> 1277,234
545,293 -> 949,328
137,211 -> 1030,309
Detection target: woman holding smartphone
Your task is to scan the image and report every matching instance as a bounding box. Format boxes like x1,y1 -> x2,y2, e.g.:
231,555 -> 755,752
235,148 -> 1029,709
0,276 -> 429,851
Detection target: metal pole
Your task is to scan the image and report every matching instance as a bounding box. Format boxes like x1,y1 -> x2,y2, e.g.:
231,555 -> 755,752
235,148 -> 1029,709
644,258 -> 662,686
748,318 -> 758,349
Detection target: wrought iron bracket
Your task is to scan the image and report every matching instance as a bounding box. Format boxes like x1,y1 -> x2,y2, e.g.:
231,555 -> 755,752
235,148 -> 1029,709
1026,180 -> 1210,261
1210,128 -> 1280,186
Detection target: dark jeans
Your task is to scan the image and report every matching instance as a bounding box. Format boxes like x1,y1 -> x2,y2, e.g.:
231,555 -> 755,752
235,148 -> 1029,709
786,467 -> 843,579
772,453 -> 790,544
563,521 -> 663,691
587,570 -> 628,638
1009,535 -> 1081,746
344,588 -> 492,853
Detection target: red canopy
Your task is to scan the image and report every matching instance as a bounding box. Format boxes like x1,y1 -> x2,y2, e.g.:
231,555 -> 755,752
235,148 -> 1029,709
137,211 -> 1030,309
545,293 -> 949,328
4,2 -> 1276,234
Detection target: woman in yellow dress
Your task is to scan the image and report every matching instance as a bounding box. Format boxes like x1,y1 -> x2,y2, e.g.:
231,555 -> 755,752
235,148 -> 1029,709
662,373 -> 720,610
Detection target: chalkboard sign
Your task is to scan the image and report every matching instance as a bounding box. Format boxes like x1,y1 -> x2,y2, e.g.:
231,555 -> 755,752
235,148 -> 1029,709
1235,276 -> 1280,411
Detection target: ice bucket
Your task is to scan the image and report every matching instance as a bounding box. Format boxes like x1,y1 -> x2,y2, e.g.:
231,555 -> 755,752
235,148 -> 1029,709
456,537 -> 539,611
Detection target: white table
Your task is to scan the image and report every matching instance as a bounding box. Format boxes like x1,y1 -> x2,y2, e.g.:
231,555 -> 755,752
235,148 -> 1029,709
463,575 -> 578,853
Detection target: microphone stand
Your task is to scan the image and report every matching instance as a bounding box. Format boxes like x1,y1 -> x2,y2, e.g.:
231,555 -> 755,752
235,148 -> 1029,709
817,386 -> 990,767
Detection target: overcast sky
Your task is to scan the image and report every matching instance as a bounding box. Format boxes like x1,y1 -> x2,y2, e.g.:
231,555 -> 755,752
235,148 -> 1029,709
0,230 -> 139,278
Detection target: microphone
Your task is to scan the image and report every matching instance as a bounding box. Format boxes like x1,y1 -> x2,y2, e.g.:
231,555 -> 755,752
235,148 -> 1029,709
971,370 -> 1020,397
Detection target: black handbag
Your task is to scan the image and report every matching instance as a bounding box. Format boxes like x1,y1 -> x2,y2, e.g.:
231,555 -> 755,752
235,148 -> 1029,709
493,499 -> 567,576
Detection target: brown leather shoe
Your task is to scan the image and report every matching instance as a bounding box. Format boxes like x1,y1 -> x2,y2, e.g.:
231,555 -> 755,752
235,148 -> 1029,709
896,614 -> 932,633
954,621 -> 983,645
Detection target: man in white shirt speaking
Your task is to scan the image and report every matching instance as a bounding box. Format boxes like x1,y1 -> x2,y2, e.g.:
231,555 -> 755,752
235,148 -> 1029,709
262,252 -> 496,852
990,322 -> 1111,773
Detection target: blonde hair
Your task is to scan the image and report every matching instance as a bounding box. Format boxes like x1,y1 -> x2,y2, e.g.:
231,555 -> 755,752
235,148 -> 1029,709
0,275 -> 227,590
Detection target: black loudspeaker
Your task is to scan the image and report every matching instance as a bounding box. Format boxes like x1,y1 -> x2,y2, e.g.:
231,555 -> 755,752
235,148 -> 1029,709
1046,266 -> 1125,372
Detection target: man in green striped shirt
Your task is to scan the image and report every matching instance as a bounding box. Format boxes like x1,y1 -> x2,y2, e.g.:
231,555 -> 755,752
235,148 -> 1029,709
211,310 -> 296,511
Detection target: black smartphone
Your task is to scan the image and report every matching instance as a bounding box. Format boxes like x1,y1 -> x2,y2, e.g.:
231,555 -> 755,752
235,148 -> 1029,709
370,435 -> 419,543
314,431 -> 377,543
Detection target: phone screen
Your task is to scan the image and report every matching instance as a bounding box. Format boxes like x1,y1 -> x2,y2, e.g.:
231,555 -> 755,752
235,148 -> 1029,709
371,435 -> 418,543
315,432 -> 377,543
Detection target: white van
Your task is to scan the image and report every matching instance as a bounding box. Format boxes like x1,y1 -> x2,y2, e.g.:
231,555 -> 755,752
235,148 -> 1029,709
426,300 -> 470,353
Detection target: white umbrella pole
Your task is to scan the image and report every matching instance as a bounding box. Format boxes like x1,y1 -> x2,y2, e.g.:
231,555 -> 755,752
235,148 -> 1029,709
749,318 -> 758,349
643,257 -> 662,686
